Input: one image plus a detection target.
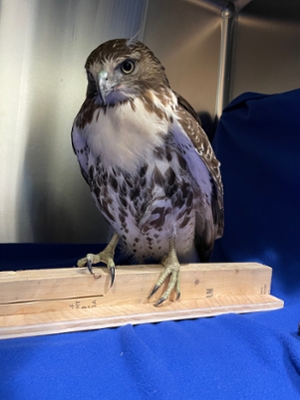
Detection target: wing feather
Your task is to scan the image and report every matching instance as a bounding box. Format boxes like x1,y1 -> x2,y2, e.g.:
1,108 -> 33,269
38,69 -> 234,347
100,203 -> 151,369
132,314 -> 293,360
171,93 -> 224,256
174,91 -> 202,127
71,124 -> 90,184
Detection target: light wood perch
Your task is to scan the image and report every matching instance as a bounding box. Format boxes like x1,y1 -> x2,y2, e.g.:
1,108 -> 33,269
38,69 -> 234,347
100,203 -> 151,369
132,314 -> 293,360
0,262 -> 283,339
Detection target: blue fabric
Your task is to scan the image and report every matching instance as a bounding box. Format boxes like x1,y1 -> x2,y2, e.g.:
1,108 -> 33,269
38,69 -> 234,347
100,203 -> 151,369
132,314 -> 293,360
212,89 -> 300,302
1,90 -> 300,399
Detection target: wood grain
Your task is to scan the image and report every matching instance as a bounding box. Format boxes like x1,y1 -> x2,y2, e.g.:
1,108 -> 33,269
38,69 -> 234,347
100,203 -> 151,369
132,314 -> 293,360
0,263 -> 284,339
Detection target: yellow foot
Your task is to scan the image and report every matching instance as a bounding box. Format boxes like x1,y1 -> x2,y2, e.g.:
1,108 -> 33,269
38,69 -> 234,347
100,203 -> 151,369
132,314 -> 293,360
77,251 -> 116,285
148,238 -> 181,306
77,233 -> 119,286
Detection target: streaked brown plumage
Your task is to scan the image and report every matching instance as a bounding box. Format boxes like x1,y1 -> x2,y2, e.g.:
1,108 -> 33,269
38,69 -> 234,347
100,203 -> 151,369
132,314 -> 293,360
71,38 -> 224,305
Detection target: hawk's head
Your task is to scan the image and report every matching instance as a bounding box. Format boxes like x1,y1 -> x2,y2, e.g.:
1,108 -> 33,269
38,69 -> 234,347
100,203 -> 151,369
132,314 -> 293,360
84,39 -> 170,106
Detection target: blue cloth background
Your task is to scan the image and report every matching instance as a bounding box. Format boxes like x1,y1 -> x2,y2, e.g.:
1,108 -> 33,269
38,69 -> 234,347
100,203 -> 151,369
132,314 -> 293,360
1,90 -> 300,399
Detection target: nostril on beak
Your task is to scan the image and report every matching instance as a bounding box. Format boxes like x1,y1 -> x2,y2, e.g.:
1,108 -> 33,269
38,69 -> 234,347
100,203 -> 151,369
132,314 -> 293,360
99,70 -> 108,83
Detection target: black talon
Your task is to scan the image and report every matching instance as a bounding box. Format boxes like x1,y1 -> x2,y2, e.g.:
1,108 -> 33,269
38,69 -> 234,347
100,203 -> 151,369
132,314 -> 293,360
87,257 -> 101,279
148,284 -> 160,299
154,297 -> 166,307
110,266 -> 115,287
87,257 -> 94,276
176,292 -> 181,301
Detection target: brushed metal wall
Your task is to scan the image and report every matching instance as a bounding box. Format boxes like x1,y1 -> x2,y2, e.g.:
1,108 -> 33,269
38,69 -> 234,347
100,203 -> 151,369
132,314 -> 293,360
0,0 -> 148,243
232,0 -> 300,98
144,0 -> 221,118
1,0 -> 300,244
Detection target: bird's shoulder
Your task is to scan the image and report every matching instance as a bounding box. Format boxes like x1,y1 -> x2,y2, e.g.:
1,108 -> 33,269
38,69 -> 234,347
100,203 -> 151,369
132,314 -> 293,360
171,91 -> 224,237
172,92 -> 222,188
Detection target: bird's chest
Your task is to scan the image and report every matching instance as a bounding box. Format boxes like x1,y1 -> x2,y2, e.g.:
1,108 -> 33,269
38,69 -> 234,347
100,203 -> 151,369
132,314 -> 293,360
89,138 -> 196,259
84,99 -> 169,173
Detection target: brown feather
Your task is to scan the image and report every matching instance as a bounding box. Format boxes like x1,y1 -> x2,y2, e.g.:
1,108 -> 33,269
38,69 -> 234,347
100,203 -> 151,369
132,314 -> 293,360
71,38 -> 224,266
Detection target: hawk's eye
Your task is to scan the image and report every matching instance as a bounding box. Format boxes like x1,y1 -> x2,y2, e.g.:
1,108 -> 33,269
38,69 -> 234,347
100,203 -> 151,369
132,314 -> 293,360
120,60 -> 135,74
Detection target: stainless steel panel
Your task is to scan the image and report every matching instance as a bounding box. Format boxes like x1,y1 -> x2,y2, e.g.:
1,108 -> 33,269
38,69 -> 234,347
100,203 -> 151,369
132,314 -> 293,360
144,0 -> 221,117
231,1 -> 300,99
0,0 -> 148,243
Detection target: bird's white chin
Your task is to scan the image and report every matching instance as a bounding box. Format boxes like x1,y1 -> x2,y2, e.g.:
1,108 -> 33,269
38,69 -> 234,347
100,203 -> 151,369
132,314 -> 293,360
100,88 -> 133,106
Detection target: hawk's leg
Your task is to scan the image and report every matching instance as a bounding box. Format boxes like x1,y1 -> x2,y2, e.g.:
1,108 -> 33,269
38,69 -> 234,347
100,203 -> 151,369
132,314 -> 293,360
148,237 -> 181,306
77,233 -> 119,286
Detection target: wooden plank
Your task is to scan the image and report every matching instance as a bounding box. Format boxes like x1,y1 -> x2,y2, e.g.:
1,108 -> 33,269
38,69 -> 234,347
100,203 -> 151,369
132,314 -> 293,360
0,295 -> 283,340
0,262 -> 272,310
0,263 -> 284,339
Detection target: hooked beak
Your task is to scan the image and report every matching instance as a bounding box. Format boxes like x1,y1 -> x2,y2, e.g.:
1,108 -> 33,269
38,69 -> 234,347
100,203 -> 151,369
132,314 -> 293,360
98,70 -> 114,106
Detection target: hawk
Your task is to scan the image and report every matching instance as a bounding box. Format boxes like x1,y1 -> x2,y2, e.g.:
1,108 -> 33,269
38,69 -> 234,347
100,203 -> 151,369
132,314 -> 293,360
71,38 -> 224,306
